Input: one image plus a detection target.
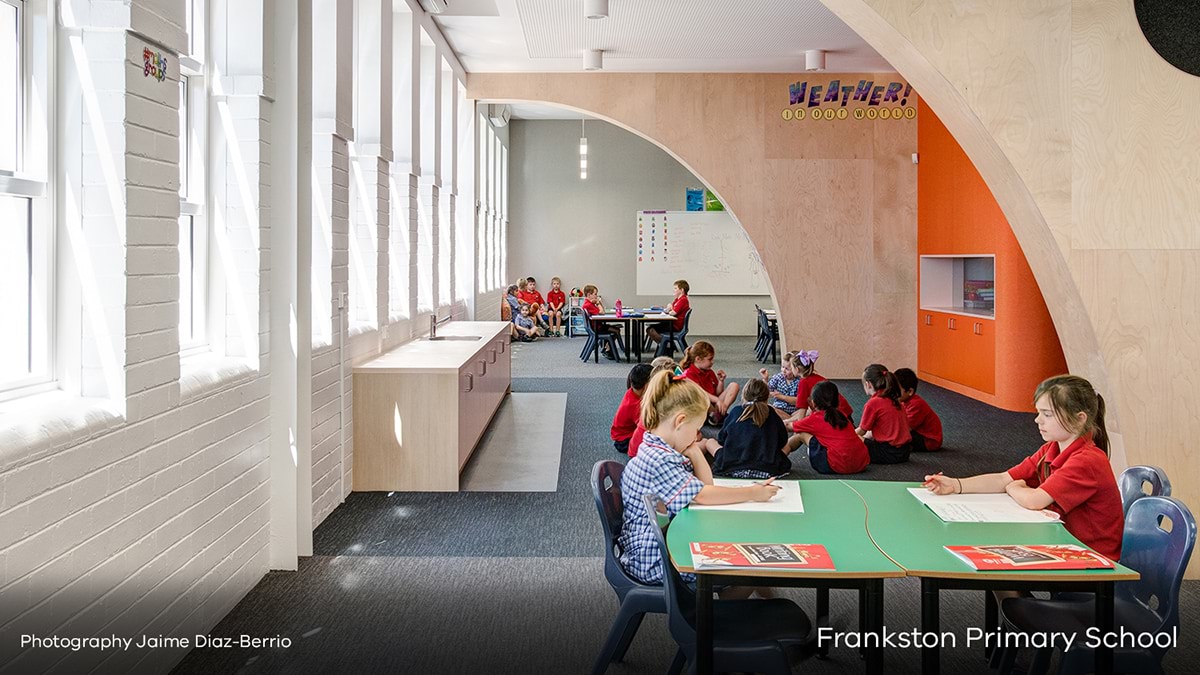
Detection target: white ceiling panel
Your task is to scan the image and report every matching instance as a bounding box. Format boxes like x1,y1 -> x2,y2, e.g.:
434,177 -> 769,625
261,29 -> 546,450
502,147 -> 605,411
434,0 -> 893,73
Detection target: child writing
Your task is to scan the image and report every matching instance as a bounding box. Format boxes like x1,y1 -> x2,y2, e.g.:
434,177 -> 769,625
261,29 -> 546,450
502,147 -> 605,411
924,375 -> 1123,560
618,371 -> 781,585
856,364 -> 913,464
894,368 -> 944,451
628,358 -> 678,458
512,303 -> 539,342
782,350 -> 854,424
759,350 -> 799,419
680,341 -> 740,425
785,381 -> 870,475
712,379 -> 793,479
611,364 -> 653,454
546,277 -> 567,337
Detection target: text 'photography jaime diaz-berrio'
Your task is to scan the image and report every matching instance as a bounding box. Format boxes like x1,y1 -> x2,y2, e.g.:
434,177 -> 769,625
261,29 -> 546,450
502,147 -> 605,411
21,634 -> 293,651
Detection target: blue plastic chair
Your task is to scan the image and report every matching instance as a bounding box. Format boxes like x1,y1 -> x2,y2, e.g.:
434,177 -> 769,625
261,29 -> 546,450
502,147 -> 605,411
590,462 -> 684,675
1119,465 -> 1172,515
579,315 -> 625,363
997,496 -> 1197,675
756,309 -> 778,363
642,493 -> 816,675
654,309 -> 692,358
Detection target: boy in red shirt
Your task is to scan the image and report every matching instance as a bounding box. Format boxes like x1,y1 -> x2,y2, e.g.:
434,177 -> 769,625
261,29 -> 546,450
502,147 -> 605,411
894,368 -> 944,451
611,364 -> 653,453
648,279 -> 691,351
582,284 -> 621,359
545,277 -> 567,337
923,375 -> 1122,561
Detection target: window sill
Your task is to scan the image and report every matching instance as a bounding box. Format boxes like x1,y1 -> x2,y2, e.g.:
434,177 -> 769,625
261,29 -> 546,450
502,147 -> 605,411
0,391 -> 124,473
347,322 -> 377,339
179,353 -> 257,404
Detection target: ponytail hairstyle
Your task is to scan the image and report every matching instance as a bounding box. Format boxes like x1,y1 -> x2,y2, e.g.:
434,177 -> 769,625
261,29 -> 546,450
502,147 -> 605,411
737,379 -> 773,427
640,370 -> 710,431
680,340 -> 716,370
863,363 -> 902,409
793,349 -> 819,378
810,381 -> 849,430
1034,375 -> 1110,455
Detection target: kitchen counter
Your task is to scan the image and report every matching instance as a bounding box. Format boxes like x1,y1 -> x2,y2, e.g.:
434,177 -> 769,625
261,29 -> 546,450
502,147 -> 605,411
354,321 -> 512,374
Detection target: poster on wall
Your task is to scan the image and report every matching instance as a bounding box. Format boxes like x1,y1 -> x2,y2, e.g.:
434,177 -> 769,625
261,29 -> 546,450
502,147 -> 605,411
686,188 -> 704,211
778,77 -> 917,123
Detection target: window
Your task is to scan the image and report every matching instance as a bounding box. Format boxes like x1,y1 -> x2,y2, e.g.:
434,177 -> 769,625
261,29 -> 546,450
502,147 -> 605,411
179,1 -> 209,353
1,0 -> 51,400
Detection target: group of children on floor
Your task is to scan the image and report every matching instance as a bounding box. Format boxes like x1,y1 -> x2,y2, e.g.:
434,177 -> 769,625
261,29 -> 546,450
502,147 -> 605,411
506,276 -> 568,341
610,346 -> 944,478
613,357 -> 1126,584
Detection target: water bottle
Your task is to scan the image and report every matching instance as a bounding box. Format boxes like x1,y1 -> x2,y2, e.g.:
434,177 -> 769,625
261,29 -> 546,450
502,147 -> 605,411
614,299 -> 623,317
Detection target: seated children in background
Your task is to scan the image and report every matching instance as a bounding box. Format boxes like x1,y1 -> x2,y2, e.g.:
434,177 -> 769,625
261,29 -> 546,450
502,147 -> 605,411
786,381 -> 870,475
582,284 -> 621,358
923,375 -> 1122,560
681,341 -> 740,425
629,359 -> 680,457
856,364 -> 913,464
713,379 -> 793,479
647,279 -> 692,349
611,364 -> 652,454
512,303 -> 539,342
618,372 -> 781,586
523,277 -> 549,330
546,277 -> 567,337
894,368 -> 944,451
782,350 -> 854,424
504,284 -> 521,338
759,350 -> 799,418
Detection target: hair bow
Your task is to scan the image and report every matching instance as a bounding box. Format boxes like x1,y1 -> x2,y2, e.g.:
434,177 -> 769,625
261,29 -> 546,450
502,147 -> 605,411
797,349 -> 819,366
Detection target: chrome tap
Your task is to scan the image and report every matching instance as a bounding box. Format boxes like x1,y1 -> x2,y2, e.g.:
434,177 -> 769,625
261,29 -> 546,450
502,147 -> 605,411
430,312 -> 451,338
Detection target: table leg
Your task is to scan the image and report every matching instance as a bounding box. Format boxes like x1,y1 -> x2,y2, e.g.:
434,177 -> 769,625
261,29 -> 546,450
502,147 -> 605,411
865,580 -> 884,675
921,578 -> 940,675
984,590 -> 997,661
696,574 -> 713,675
625,319 -> 632,362
1095,581 -> 1114,675
816,587 -> 830,659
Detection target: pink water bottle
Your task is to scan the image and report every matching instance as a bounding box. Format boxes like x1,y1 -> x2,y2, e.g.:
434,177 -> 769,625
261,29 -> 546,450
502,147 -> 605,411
614,299 -> 623,317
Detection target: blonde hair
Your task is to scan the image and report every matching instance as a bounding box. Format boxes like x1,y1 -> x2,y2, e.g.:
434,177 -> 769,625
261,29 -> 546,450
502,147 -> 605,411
650,356 -> 677,372
680,340 -> 715,370
517,278 -> 529,291
1034,375 -> 1109,454
551,276 -> 561,285
640,371 -> 709,430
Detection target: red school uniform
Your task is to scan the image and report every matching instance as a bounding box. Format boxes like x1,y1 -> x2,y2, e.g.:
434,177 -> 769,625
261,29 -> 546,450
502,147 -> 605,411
582,298 -> 602,315
669,295 -> 690,332
902,394 -> 943,450
859,395 -> 911,446
628,422 -> 647,458
611,389 -> 641,442
682,365 -> 719,396
547,289 -> 566,310
792,412 -> 870,474
1007,436 -> 1123,560
794,373 -> 854,419
519,290 -> 545,309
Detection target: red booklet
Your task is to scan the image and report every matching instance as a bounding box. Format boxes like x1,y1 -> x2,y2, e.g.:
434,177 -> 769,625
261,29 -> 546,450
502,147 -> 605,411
946,544 -> 1114,571
689,542 -> 835,571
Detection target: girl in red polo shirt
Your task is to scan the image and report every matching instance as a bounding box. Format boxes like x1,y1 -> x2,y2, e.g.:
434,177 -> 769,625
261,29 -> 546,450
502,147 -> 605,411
786,380 -> 870,474
924,374 -> 1123,561
782,350 -> 855,424
856,364 -> 913,464
680,341 -> 739,425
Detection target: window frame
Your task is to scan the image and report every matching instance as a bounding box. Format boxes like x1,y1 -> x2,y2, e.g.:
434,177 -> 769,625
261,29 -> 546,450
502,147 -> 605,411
178,2 -> 212,358
0,0 -> 54,403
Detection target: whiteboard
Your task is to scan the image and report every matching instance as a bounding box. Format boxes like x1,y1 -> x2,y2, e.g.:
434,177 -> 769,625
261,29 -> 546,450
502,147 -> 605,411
636,211 -> 768,296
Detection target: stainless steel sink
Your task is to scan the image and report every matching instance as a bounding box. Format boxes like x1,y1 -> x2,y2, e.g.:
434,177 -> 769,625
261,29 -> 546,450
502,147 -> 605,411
422,335 -> 483,341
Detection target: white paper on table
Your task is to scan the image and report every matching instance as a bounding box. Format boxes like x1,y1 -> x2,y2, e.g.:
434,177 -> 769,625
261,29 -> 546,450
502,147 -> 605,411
907,487 -> 1061,523
688,479 -> 804,513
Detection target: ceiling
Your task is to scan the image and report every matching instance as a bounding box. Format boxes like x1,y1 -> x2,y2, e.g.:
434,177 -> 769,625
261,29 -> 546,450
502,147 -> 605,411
433,0 -> 893,74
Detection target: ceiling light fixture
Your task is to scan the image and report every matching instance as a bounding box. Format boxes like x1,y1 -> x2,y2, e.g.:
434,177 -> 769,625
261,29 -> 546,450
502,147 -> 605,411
584,49 -> 604,71
585,0 -> 609,19
805,49 -> 827,72
580,118 -> 588,180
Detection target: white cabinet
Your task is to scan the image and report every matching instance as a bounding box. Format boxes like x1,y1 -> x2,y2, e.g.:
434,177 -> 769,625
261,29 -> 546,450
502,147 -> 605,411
352,322 -> 512,491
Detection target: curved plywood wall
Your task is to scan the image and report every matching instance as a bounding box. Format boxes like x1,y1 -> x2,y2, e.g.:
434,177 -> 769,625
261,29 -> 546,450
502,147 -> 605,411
818,0 -> 1200,574
468,73 -> 919,378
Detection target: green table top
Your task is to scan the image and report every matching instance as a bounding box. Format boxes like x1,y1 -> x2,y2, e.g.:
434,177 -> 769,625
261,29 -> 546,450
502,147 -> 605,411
843,480 -> 1139,581
666,480 -> 906,579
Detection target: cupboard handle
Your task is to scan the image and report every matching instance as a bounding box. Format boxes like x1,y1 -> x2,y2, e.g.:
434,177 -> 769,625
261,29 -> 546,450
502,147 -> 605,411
948,317 -> 956,330
924,314 -> 932,326
462,373 -> 474,392
487,348 -> 497,363
496,339 -> 506,354
476,360 -> 487,376
974,322 -> 982,335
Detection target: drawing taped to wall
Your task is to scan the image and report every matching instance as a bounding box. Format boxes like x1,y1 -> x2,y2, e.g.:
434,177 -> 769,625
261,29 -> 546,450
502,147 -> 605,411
636,210 -> 767,296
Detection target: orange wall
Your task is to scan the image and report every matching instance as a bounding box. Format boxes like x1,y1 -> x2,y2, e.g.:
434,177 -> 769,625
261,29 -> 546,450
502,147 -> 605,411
917,99 -> 1067,411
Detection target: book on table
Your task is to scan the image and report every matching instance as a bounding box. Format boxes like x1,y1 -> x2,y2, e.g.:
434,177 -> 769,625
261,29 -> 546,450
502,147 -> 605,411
689,542 -> 835,571
945,544 -> 1114,571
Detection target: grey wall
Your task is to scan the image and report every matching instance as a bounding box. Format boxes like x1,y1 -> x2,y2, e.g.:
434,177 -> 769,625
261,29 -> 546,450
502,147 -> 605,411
507,119 -> 768,336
